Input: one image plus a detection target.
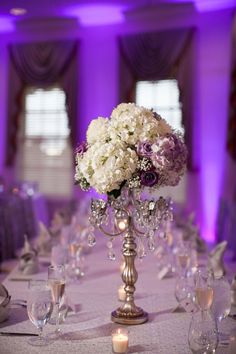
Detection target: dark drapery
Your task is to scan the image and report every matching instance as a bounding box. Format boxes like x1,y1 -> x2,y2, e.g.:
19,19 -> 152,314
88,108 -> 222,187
227,67 -> 236,160
6,40 -> 78,166
119,28 -> 196,170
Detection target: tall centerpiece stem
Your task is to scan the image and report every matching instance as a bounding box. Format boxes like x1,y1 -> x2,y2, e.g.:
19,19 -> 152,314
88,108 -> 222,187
112,218 -> 148,324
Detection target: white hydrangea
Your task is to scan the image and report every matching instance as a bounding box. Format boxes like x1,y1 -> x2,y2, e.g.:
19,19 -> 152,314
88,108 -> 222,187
77,140 -> 138,194
75,103 -> 186,194
110,103 -> 172,144
86,117 -> 110,145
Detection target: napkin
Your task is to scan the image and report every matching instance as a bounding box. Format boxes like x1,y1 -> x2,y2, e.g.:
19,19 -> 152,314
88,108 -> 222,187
208,240 -> 227,278
21,234 -> 34,255
35,221 -> 52,255
19,236 -> 39,275
18,252 -> 39,275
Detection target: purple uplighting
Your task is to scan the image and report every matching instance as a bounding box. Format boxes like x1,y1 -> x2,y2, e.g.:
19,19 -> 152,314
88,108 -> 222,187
65,4 -> 125,26
167,0 -> 235,11
195,0 -> 235,11
0,16 -> 14,32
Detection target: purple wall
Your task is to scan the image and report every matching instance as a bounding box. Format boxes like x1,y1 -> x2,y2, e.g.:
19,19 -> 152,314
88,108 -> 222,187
197,11 -> 232,241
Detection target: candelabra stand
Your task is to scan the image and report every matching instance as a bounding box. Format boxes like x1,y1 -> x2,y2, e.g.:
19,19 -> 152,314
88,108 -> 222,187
89,188 -> 172,325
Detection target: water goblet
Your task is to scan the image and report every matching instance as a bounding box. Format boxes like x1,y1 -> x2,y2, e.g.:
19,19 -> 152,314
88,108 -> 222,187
195,266 -> 214,315
189,265 -> 219,353
27,280 -> 53,346
188,310 -> 218,353
67,242 -> 85,280
176,242 -> 191,277
174,242 -> 196,312
211,275 -> 231,340
48,264 -> 66,335
174,273 -> 198,313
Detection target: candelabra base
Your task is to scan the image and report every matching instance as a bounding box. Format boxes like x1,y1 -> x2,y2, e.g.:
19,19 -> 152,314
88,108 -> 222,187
111,309 -> 148,325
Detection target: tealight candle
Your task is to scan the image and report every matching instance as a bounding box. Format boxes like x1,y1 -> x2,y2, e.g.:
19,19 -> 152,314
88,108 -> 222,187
118,285 -> 126,302
112,328 -> 129,353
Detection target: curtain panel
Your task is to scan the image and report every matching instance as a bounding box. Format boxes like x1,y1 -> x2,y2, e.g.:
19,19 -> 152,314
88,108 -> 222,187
119,28 -> 196,170
6,40 -> 78,166
227,67 -> 236,161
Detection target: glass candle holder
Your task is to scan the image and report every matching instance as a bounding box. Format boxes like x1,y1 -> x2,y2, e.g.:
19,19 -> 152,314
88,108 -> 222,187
112,328 -> 129,353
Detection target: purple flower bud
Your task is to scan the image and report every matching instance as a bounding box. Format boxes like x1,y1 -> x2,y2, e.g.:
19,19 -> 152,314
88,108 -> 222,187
137,141 -> 153,157
140,170 -> 158,187
76,141 -> 87,156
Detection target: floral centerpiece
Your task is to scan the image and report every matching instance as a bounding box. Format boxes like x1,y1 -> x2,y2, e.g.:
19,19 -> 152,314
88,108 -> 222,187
74,103 -> 187,325
75,103 -> 187,197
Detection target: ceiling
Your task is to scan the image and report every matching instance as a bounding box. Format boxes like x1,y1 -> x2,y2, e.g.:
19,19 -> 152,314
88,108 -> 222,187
0,0 -> 235,29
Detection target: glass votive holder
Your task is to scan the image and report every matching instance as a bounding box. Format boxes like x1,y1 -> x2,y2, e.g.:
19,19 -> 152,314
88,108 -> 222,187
112,328 -> 129,354
118,285 -> 126,302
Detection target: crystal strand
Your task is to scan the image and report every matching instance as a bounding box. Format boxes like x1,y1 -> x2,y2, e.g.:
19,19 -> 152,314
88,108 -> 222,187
87,226 -> 96,247
107,239 -> 116,261
148,235 -> 156,251
137,236 -> 146,259
147,230 -> 155,251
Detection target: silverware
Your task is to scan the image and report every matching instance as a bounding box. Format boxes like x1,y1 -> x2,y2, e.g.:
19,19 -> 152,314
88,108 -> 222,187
0,332 -> 38,336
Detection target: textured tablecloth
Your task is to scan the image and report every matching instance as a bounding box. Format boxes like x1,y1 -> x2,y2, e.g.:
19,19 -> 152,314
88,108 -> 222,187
1,243 -> 236,354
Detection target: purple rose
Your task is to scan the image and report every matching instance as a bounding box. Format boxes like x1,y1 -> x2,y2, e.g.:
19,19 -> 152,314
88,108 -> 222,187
76,141 -> 87,156
137,141 -> 153,157
140,170 -> 158,187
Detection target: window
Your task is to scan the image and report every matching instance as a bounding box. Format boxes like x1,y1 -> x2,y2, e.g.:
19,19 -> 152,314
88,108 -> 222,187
136,79 -> 184,133
17,87 -> 73,198
136,79 -> 186,203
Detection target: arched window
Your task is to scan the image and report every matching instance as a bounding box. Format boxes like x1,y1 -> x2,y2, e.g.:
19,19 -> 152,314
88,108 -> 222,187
16,86 -> 73,197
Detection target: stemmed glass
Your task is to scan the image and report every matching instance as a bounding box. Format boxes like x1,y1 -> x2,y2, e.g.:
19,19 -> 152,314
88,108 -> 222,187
211,275 -> 231,340
174,242 -> 194,311
27,280 -> 53,346
188,266 -> 218,353
67,242 -> 85,280
195,267 -> 214,316
48,264 -> 66,335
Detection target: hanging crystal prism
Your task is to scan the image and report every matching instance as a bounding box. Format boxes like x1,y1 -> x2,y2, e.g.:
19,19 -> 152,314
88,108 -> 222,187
148,230 -> 156,251
87,226 -> 96,247
137,236 -> 146,259
107,239 -> 116,261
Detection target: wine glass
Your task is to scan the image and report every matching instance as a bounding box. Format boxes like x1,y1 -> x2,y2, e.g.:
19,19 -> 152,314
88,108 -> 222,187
48,264 -> 66,335
174,242 -> 197,312
27,280 -> 53,346
195,266 -> 214,314
188,267 -> 218,353
176,241 -> 191,277
211,275 -> 231,339
67,242 -> 85,280
188,310 -> 219,353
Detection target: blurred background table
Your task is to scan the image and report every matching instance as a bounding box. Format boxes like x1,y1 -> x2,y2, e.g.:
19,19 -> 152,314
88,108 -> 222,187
0,188 -> 48,264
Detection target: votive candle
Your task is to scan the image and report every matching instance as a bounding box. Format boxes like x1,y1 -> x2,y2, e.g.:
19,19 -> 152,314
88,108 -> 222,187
112,328 -> 129,353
